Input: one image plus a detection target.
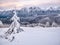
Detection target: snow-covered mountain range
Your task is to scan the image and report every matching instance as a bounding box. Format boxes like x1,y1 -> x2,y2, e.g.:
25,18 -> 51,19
0,6 -> 60,27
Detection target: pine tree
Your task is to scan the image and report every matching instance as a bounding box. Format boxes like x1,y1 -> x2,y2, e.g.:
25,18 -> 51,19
0,10 -> 24,42
0,20 -> 3,25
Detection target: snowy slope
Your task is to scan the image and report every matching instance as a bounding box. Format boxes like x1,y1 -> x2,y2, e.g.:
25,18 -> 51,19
0,27 -> 60,45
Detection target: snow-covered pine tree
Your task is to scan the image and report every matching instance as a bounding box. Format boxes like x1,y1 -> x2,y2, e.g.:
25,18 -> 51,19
45,22 -> 50,27
0,20 -> 3,28
52,22 -> 58,27
0,20 -> 3,25
5,10 -> 24,35
0,10 -> 24,42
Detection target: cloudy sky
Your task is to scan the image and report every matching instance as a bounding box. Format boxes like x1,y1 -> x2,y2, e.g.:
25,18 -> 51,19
0,0 -> 60,8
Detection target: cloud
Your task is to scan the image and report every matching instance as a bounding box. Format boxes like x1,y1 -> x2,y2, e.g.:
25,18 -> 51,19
0,0 -> 60,3
0,0 -> 60,8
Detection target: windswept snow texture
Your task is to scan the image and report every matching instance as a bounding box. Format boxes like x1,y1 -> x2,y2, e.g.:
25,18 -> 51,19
0,27 -> 60,45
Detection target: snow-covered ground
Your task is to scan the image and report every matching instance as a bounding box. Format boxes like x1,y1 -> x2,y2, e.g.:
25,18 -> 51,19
0,27 -> 60,45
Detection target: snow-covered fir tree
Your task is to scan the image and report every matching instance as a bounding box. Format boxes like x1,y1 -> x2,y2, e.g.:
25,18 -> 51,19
0,10 -> 24,42
0,20 -> 3,28
0,20 -> 3,25
45,22 -> 50,27
7,10 -> 24,34
52,22 -> 58,27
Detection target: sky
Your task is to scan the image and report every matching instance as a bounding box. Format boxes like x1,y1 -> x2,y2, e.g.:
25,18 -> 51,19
0,0 -> 60,9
